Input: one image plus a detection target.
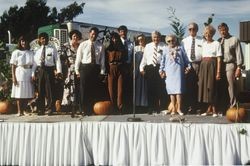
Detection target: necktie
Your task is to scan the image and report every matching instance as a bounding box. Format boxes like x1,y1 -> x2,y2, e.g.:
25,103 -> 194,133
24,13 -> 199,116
221,38 -> 225,57
153,46 -> 158,66
190,38 -> 195,61
91,42 -> 96,64
41,46 -> 46,67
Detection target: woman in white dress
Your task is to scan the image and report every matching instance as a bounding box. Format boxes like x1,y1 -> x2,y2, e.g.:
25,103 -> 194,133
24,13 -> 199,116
10,36 -> 34,116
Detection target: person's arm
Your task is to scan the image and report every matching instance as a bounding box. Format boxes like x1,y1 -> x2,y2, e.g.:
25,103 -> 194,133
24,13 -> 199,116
216,57 -> 221,80
75,43 -> 83,77
159,48 -> 166,79
54,47 -> 62,74
139,45 -> 147,75
11,64 -> 18,86
235,38 -> 243,78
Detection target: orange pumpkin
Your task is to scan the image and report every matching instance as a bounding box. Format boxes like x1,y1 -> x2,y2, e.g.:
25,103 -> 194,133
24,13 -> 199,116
55,100 -> 61,112
93,101 -> 113,115
226,107 -> 247,122
0,101 -> 10,114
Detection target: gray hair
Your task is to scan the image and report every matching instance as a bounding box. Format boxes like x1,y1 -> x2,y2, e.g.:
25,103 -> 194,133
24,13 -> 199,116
151,30 -> 161,37
188,22 -> 199,31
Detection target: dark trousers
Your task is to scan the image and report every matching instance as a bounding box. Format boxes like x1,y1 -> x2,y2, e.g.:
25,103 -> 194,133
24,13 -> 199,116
184,62 -> 200,112
144,65 -> 166,113
122,63 -> 133,113
79,63 -> 100,114
37,66 -> 56,113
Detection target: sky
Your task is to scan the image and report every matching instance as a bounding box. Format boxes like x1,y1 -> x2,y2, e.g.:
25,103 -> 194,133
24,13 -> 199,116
0,0 -> 250,39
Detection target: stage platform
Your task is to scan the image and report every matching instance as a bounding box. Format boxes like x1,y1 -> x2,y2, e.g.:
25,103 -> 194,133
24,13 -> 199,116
0,113 -> 250,165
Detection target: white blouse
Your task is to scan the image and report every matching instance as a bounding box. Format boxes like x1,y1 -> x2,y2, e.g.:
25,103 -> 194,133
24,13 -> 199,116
202,40 -> 222,58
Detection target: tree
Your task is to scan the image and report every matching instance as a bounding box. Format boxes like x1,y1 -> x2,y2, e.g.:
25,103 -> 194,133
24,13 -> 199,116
0,0 -> 85,43
167,7 -> 186,43
58,2 -> 85,23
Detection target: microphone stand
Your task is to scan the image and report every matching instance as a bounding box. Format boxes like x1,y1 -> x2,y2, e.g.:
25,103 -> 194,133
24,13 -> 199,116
127,40 -> 142,122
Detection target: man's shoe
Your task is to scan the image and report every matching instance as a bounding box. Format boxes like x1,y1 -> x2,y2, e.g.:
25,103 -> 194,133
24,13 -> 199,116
37,111 -> 45,116
48,111 -> 53,116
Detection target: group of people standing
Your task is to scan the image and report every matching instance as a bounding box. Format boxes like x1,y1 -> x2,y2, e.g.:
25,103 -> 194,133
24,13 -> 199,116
10,22 -> 243,117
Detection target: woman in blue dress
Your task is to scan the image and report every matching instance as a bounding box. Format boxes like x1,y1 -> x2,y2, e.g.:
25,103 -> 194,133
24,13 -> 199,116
159,34 -> 191,115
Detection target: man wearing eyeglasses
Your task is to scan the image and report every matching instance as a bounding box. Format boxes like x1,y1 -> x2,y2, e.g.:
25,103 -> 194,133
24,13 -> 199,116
181,22 -> 203,114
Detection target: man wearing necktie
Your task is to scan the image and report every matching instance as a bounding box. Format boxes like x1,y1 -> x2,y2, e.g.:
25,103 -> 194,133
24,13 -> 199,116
118,25 -> 133,113
32,32 -> 62,116
75,27 -> 105,116
217,22 -> 243,110
140,30 -> 167,114
182,22 -> 203,114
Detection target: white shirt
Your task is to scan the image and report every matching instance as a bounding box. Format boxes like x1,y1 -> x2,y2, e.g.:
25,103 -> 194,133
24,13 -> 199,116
33,45 -> 62,76
202,40 -> 222,58
75,39 -> 105,75
181,35 -> 203,62
139,42 -> 166,72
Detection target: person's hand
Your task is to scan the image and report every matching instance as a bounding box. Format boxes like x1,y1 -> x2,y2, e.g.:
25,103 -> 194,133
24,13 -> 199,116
55,73 -> 63,80
235,67 -> 241,79
140,71 -> 145,76
76,74 -> 80,79
216,72 -> 221,80
32,76 -> 36,82
13,78 -> 18,86
159,71 -> 166,79
185,67 -> 191,74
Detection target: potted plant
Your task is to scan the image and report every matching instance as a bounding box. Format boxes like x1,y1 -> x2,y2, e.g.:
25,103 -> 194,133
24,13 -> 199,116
0,40 -> 14,114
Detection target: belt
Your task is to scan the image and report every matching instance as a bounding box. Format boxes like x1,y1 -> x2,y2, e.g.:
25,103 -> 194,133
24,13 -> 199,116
109,62 -> 122,65
202,57 -> 216,61
20,65 -> 32,69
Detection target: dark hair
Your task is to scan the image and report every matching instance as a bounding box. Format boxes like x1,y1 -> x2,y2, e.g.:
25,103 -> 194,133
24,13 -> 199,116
69,30 -> 82,40
110,31 -> 120,40
218,22 -> 229,31
118,25 -> 128,32
17,36 -> 30,50
38,32 -> 49,45
107,32 -> 124,51
89,27 -> 99,34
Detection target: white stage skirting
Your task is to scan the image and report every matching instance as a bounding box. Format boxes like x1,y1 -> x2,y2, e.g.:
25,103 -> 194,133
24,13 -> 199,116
0,122 -> 250,166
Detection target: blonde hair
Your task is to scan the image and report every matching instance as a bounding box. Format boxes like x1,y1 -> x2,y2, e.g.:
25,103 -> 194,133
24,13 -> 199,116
203,25 -> 216,37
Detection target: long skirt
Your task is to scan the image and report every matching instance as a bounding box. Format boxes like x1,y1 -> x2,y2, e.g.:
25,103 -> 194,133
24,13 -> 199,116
198,58 -> 217,103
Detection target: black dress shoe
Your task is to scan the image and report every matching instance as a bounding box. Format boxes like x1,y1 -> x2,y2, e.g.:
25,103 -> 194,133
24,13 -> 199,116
48,111 -> 53,116
37,111 -> 45,116
147,111 -> 153,115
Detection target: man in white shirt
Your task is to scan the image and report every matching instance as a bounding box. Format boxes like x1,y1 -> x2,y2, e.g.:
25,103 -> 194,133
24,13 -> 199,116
140,30 -> 166,114
118,25 -> 134,113
32,32 -> 62,116
75,27 -> 105,116
182,22 -> 203,114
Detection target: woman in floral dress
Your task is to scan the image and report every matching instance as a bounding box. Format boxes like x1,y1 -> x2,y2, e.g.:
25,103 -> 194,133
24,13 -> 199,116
61,30 -> 82,117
